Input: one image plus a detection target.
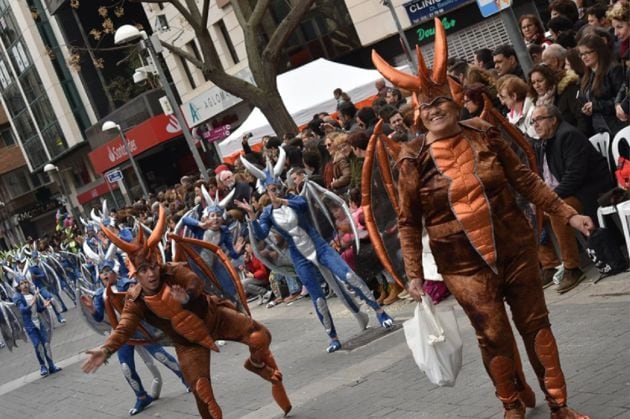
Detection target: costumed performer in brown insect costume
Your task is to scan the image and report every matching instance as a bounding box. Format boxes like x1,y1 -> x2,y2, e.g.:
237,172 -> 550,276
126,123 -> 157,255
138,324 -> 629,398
372,18 -> 592,419
81,205 -> 291,419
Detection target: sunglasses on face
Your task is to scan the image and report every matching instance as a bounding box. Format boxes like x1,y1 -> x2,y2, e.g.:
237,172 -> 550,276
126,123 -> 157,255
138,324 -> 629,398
419,96 -> 453,110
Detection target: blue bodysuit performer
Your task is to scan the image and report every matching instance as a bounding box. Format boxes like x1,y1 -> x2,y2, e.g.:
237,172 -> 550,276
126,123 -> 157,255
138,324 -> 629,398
82,259 -> 188,416
180,187 -> 244,303
25,252 -> 66,324
238,148 -> 394,353
12,276 -> 62,376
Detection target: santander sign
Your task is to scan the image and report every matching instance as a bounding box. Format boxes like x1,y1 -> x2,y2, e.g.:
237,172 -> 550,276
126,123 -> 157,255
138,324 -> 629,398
89,113 -> 183,174
107,139 -> 138,163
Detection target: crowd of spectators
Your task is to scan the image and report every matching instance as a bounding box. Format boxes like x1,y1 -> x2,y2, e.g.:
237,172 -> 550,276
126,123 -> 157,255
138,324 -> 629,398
83,0 -> 630,305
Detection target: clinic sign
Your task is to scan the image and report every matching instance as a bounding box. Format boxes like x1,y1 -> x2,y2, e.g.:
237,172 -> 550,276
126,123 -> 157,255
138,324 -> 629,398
182,68 -> 255,128
403,0 -> 471,24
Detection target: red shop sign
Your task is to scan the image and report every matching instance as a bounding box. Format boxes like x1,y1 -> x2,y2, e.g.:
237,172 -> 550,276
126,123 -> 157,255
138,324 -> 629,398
88,114 -> 183,174
76,180 -> 119,205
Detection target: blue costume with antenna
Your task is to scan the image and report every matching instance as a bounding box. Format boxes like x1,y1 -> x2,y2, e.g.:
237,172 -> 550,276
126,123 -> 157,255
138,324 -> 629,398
241,147 -> 393,353
181,187 -> 243,302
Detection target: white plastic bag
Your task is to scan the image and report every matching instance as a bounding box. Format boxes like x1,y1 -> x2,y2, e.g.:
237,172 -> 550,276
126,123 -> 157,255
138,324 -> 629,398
403,298 -> 463,386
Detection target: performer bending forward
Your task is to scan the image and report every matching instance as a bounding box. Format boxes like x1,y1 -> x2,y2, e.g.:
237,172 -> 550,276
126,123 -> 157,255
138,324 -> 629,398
374,17 -> 591,419
82,206 -> 291,419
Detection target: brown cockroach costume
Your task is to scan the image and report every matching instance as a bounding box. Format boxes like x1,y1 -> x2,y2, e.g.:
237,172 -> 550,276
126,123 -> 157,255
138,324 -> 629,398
99,206 -> 291,419
371,18 -> 589,419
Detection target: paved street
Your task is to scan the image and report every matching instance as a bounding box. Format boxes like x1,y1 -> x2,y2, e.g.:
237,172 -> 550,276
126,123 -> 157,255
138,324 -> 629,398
1,267 -> 628,419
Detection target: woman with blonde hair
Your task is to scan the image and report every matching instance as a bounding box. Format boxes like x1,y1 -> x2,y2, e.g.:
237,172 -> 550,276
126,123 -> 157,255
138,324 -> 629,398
607,1 -> 629,61
496,75 -> 537,138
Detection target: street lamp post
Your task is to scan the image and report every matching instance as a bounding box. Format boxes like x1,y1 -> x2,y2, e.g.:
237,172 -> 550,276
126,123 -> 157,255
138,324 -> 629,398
114,25 -> 209,181
101,120 -> 150,201
44,163 -> 81,225
382,0 -> 417,70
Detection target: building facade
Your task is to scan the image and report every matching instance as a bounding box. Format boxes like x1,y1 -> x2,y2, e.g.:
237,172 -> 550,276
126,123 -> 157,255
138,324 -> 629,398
141,0 -> 538,139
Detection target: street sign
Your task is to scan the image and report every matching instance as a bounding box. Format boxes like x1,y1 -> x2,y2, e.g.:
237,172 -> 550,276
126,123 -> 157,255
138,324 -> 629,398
105,169 -> 123,184
202,125 -> 231,143
403,0 -> 470,24
476,0 -> 512,17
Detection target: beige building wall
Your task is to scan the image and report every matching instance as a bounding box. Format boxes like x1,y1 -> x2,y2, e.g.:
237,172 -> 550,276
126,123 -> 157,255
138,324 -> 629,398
11,2 -> 93,149
346,0 -> 411,46
142,1 -> 406,106
142,1 -> 248,104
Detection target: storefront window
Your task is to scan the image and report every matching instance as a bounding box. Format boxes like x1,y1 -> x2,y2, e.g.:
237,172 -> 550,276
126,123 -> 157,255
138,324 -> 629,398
41,123 -> 67,156
13,112 -> 36,139
0,126 -> 14,146
2,167 -> 30,197
10,41 -> 29,75
30,97 -> 56,129
22,135 -> 47,168
0,58 -> 10,89
0,13 -> 18,47
20,68 -> 45,103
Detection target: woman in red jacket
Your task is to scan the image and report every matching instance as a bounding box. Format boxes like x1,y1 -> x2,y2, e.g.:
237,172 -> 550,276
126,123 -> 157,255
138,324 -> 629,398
241,243 -> 271,304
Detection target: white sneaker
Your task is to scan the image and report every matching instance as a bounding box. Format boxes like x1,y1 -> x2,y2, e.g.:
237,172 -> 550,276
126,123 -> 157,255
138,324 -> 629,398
262,290 -> 273,304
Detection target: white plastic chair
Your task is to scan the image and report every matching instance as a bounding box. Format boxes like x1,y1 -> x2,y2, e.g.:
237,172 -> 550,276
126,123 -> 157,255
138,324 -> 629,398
595,128 -> 630,227
611,126 -> 630,165
589,132 -> 611,172
615,200 -> 630,259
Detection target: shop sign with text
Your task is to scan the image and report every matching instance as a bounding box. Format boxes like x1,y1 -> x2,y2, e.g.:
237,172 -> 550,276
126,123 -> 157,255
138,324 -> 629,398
404,2 -> 484,47
182,69 -> 254,127
88,113 -> 182,174
403,0 -> 471,24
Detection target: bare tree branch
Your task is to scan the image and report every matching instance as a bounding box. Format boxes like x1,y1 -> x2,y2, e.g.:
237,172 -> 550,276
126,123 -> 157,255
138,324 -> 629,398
264,0 -> 316,65
160,40 -> 204,69
249,0 -> 272,28
231,0 -> 265,82
201,0 -> 210,28
130,0 -> 196,27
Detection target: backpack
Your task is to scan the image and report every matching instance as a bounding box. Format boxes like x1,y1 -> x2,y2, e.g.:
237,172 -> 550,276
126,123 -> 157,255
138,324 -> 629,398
586,227 -> 628,282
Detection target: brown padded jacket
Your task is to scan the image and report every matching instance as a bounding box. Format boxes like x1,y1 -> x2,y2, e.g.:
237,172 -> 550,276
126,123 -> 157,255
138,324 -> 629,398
396,118 -> 577,280
102,263 -> 217,354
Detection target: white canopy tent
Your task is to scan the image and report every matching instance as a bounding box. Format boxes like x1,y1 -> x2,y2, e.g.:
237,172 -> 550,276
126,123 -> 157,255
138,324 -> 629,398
217,58 -> 388,157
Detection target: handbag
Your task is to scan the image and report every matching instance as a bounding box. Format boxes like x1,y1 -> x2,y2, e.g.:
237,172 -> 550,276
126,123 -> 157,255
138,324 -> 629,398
403,298 -> 463,387
586,227 -> 629,282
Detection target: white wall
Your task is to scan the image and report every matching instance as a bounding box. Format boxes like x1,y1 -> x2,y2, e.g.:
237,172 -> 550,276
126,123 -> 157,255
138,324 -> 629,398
346,0 -> 411,46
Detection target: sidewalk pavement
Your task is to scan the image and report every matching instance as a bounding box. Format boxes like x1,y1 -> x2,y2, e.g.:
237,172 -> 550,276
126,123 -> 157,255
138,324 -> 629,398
0,266 -> 628,419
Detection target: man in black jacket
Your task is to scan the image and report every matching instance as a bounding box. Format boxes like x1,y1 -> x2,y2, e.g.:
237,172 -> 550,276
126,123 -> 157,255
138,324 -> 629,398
531,104 -> 613,293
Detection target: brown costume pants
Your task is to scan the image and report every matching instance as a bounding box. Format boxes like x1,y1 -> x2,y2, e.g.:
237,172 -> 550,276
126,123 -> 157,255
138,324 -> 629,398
538,196 -> 583,270
176,304 -> 282,419
442,245 -> 569,410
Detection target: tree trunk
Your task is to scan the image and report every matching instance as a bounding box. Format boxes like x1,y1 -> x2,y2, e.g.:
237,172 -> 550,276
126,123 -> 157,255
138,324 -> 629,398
253,89 -> 298,138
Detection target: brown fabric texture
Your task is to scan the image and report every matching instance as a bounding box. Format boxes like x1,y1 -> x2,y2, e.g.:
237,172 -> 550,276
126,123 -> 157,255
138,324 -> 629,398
397,121 -> 578,409
101,262 -> 289,418
538,196 -> 583,269
397,122 -> 577,281
430,132 -> 497,271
